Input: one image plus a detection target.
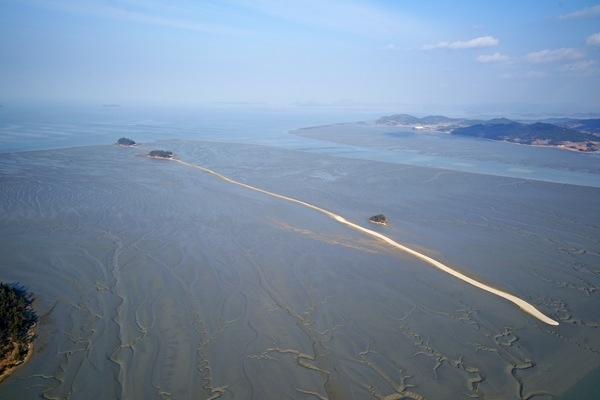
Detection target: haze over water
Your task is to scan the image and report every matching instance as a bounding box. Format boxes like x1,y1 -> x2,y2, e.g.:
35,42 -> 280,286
2,105 -> 599,187
1,107 -> 599,399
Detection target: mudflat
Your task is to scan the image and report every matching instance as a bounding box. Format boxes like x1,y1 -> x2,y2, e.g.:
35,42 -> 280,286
1,140 -> 599,399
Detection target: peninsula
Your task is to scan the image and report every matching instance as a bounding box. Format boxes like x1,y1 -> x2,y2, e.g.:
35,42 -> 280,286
377,114 -> 600,151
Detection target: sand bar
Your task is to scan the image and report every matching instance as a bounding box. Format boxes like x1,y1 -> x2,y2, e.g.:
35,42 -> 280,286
173,158 -> 559,326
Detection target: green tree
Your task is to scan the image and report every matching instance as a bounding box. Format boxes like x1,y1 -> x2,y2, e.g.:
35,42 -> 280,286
0,283 -> 37,359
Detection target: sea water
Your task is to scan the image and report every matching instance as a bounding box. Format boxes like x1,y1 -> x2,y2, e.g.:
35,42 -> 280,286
1,104 -> 599,188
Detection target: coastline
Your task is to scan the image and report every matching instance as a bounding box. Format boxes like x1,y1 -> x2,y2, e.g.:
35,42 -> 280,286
0,333 -> 35,383
290,123 -> 600,187
369,221 -> 388,226
504,139 -> 600,153
373,122 -> 600,152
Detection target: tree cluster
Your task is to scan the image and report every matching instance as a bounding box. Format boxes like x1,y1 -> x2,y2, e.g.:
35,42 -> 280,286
369,214 -> 388,224
117,137 -> 136,146
452,120 -> 597,144
148,150 -> 174,158
0,283 -> 37,359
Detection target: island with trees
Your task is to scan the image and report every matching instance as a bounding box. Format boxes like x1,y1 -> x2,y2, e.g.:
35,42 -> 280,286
369,214 -> 388,225
148,150 -> 174,159
0,282 -> 37,382
116,137 -> 136,146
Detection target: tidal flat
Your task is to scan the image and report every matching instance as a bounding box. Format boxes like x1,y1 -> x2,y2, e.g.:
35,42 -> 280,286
1,140 -> 599,399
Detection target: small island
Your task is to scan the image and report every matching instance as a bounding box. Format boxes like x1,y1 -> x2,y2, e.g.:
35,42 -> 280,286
369,214 -> 388,225
148,150 -> 174,159
0,282 -> 37,382
117,137 -> 136,146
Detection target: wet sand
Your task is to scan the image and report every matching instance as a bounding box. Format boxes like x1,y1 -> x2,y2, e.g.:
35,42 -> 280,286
1,140 -> 599,399
173,158 -> 558,326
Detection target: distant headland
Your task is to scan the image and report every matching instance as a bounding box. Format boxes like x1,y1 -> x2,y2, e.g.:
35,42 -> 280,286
377,114 -> 600,152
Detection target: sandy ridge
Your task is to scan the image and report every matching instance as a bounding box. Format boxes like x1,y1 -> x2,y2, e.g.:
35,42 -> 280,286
172,159 -> 559,326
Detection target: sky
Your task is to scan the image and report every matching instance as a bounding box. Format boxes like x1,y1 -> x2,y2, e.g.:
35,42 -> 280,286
1,0 -> 599,114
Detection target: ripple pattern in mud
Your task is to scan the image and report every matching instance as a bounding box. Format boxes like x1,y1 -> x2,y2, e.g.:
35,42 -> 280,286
1,143 -> 599,399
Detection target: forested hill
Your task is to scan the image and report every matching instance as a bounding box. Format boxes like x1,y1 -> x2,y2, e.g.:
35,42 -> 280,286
451,120 -> 599,151
546,118 -> 600,135
376,114 -> 600,151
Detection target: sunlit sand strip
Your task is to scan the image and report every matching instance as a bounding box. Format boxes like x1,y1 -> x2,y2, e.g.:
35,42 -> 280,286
173,159 -> 559,326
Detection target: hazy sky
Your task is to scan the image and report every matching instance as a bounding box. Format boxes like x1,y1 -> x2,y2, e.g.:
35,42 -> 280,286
1,1 -> 599,113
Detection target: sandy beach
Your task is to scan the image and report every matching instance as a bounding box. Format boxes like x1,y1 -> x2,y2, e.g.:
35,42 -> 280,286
1,140 -> 599,399
0,342 -> 34,384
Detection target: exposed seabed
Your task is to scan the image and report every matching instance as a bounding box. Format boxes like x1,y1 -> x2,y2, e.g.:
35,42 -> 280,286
1,140 -> 599,399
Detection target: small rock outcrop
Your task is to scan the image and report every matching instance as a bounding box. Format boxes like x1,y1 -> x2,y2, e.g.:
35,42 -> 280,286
369,214 -> 388,225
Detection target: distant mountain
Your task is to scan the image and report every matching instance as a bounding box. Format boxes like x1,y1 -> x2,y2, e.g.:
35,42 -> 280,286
546,118 -> 600,135
376,114 -> 482,131
376,113 -> 600,151
289,100 -> 362,108
211,101 -> 269,107
482,118 -> 514,125
377,114 -> 422,125
419,115 -> 471,124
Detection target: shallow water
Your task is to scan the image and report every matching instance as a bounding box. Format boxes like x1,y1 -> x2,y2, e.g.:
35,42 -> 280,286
1,135 -> 599,399
3,105 -> 599,188
292,123 -> 600,187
